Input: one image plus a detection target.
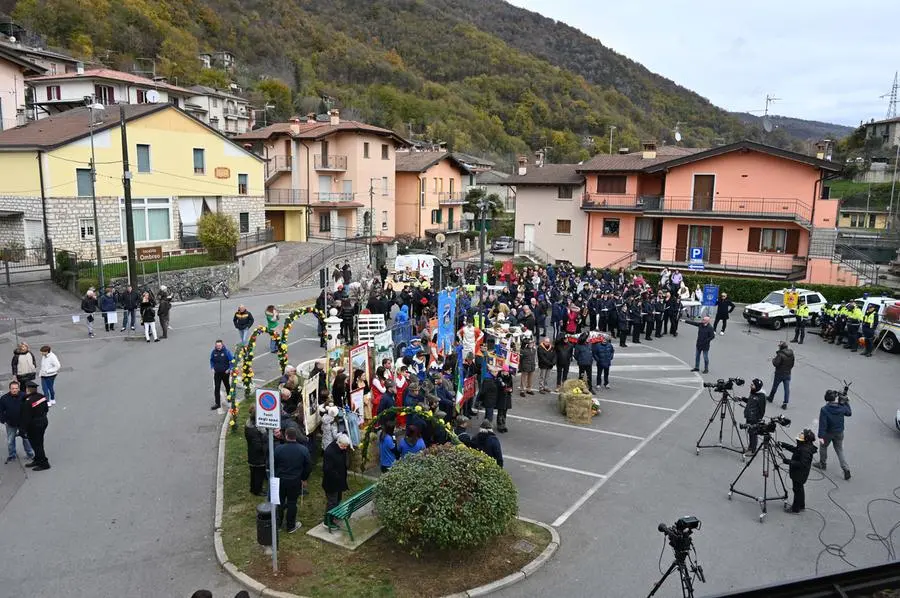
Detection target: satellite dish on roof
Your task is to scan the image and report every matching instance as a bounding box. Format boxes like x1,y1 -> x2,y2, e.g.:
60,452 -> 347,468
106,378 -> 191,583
762,117 -> 774,133
146,90 -> 160,104
674,131 -> 682,142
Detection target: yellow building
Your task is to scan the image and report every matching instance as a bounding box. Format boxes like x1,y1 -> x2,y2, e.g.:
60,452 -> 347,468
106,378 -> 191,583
837,208 -> 891,231
0,103 -> 265,258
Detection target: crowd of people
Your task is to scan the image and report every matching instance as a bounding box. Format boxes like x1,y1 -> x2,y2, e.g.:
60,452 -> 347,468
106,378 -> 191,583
80,285 -> 172,342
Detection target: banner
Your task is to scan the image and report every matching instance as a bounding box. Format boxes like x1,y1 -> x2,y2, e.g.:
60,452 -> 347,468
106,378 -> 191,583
350,387 -> 365,418
508,351 -> 520,374
437,288 -> 458,354
327,346 -> 347,390
303,374 -> 321,437
373,330 -> 394,369
702,285 -> 719,307
349,342 -> 371,387
394,254 -> 435,278
457,375 -> 476,407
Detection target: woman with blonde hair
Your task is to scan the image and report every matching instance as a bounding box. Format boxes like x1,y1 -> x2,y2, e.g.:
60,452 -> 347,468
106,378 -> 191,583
11,342 -> 36,386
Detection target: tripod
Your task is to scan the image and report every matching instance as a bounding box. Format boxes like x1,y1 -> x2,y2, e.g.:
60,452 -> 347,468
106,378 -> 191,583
647,530 -> 704,598
695,390 -> 745,455
728,430 -> 789,522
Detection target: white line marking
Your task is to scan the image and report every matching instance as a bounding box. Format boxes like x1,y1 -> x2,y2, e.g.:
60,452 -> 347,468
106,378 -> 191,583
506,414 -> 644,440
609,375 -> 699,390
505,455 -> 607,479
551,385 -> 705,528
612,352 -> 674,358
610,364 -> 686,371
595,398 -> 677,412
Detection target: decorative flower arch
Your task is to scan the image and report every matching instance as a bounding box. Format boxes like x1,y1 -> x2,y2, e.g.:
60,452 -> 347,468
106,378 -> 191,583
357,406 -> 460,471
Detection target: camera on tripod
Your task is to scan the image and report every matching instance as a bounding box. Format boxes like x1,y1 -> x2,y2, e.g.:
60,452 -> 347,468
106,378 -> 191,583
740,414 -> 791,435
658,515 -> 701,538
649,516 -> 705,598
702,377 -> 744,392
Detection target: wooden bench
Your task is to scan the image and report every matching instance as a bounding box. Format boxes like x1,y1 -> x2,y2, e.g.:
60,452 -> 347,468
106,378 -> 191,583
324,485 -> 376,542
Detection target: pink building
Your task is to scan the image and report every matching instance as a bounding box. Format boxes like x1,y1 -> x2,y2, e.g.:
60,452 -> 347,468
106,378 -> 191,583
0,46 -> 44,130
579,140 -> 850,283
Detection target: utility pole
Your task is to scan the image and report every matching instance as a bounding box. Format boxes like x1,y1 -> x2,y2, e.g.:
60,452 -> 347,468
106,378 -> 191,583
120,105 -> 138,288
368,178 -> 376,267
608,125 -> 616,155
889,142 -> 900,230
478,199 -> 487,314
89,104 -> 105,289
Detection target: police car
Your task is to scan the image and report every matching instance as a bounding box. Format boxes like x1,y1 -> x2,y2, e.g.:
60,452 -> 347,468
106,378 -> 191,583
742,288 -> 827,330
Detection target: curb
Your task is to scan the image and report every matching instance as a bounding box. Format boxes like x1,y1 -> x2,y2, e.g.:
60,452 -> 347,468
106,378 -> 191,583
213,408 -> 560,598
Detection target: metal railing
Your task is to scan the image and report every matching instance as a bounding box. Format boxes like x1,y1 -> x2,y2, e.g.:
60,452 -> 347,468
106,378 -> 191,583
517,240 -> 553,265
0,245 -> 50,286
633,240 -> 661,262
235,227 -> 274,254
265,188 -> 308,205
437,192 -> 467,205
313,192 -> 355,202
640,248 -> 804,275
581,193 -> 813,224
834,244 -> 880,285
313,154 -> 347,170
265,155 -> 292,178
223,105 -> 241,117
426,220 -> 468,233
297,236 -> 370,284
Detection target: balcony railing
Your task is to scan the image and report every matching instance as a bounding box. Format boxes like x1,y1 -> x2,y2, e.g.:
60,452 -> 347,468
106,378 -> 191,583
437,192 -> 467,205
265,188 -> 308,205
313,192 -> 355,202
639,247 -> 807,275
581,193 -> 813,225
223,105 -> 244,117
314,154 -> 347,171
426,221 -> 468,234
265,155 -> 292,179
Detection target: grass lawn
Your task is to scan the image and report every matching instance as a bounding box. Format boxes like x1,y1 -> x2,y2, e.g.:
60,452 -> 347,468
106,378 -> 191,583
78,253 -> 228,283
222,420 -> 551,598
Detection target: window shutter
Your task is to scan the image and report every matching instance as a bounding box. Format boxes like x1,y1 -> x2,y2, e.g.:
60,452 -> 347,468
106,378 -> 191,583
109,87 -> 115,103
709,226 -> 723,264
747,227 -> 761,252
785,229 -> 800,254
675,225 -> 688,260
46,86 -> 51,101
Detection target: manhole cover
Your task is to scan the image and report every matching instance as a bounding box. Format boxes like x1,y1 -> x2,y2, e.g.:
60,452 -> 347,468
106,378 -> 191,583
512,540 -> 536,554
197,425 -> 217,433
18,330 -> 45,338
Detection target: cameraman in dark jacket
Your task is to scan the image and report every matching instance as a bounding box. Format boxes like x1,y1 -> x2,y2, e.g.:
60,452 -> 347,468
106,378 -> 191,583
768,341 -> 795,409
814,390 -> 852,480
780,429 -> 817,513
742,378 -> 767,454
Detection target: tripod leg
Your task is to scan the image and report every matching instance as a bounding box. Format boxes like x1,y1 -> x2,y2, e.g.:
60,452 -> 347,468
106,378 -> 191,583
679,562 -> 696,598
695,399 -> 724,454
726,400 -> 746,453
647,561 -> 679,598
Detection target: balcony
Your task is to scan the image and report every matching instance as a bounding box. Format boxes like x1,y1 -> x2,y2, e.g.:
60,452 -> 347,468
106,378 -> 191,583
223,105 -> 244,118
638,247 -> 808,277
313,192 -> 355,203
265,155 -> 292,179
314,154 -> 347,171
437,191 -> 467,205
265,189 -> 308,205
426,220 -> 469,234
581,193 -> 813,225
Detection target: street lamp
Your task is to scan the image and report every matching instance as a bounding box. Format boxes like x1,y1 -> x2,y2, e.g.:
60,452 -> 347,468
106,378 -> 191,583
88,101 -> 105,288
608,125 -> 617,155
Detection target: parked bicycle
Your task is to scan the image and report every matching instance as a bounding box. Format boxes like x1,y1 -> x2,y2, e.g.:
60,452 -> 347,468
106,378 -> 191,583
171,283 -> 196,302
197,279 -> 230,300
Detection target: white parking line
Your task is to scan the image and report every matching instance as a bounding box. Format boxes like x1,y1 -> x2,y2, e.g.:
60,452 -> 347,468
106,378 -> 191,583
595,398 -> 677,412
611,352 -> 670,358
609,364 -> 686,371
506,414 -> 645,440
505,455 -> 607,479
609,375 -> 699,390
551,385 -> 705,527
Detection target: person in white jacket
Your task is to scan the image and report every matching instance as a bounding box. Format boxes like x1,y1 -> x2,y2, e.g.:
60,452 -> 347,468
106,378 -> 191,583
39,345 -> 61,406
692,285 -> 704,319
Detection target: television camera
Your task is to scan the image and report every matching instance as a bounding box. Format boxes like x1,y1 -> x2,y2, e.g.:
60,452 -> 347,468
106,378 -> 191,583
739,414 -> 791,436
826,380 -> 851,405
648,516 -> 705,598
702,377 -> 744,393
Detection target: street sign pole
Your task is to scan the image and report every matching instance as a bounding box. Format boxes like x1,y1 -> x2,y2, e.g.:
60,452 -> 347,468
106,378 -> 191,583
268,428 -> 277,572
256,388 -> 281,573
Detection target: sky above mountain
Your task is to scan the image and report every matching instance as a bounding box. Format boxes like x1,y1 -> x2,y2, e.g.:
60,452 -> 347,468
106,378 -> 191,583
509,0 -> 899,126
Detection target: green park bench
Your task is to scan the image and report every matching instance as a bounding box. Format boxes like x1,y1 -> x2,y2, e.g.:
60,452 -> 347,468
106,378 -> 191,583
324,485 -> 376,542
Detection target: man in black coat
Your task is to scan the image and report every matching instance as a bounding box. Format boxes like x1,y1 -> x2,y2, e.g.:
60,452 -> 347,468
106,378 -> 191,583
617,303 -> 630,348
120,284 -> 140,331
780,429 -> 817,513
322,434 -> 351,524
713,292 -> 735,335
476,367 -> 499,422
474,419 -> 503,468
20,380 -> 50,470
741,378 -> 767,454
691,316 -> 716,374
0,380 -> 33,463
244,405 -> 268,496
629,299 -> 643,344
274,426 -> 312,533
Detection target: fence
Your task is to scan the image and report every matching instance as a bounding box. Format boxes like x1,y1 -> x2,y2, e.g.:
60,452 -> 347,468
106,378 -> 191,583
236,227 -> 274,254
297,236 -> 370,284
75,251 -> 227,290
0,245 -> 51,286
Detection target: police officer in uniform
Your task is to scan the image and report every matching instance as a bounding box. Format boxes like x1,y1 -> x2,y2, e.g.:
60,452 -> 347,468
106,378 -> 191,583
629,297 -> 643,344
642,292 -> 654,341
844,302 -> 864,351
20,380 -> 50,470
617,301 -> 630,348
791,301 -> 810,344
861,303 -> 879,357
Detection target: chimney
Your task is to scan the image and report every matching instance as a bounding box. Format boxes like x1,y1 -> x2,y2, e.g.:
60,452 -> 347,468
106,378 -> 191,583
306,112 -> 316,124
517,156 -> 528,176
642,141 -> 657,160
329,109 -> 340,126
76,62 -> 84,75
290,118 -> 300,136
534,149 -> 545,168
618,147 -> 630,154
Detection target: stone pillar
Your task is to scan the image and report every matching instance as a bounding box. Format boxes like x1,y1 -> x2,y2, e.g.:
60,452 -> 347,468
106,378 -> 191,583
325,308 -> 342,350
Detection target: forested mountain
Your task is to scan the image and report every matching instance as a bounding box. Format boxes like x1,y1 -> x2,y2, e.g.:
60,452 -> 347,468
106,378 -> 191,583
4,0 -> 844,166
731,113 -> 855,143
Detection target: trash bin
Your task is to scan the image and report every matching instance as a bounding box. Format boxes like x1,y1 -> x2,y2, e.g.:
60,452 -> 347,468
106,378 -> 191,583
256,502 -> 273,546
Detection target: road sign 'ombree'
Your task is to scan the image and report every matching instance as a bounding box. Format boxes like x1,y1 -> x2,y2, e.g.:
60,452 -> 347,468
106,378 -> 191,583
256,389 -> 280,429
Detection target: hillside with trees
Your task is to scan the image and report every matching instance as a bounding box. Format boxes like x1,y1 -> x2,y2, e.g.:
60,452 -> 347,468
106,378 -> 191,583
4,0 -> 845,167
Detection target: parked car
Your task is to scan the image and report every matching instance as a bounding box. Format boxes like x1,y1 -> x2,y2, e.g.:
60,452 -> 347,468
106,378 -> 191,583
867,297 -> 900,353
743,288 -> 827,330
490,236 -> 515,254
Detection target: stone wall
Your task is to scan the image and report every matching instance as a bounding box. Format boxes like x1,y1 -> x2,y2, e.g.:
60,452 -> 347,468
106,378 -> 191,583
108,262 -> 239,295
0,196 -> 44,247
219,195 -> 265,235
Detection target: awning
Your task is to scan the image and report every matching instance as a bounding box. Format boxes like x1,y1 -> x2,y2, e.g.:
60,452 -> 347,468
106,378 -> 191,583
0,210 -> 24,217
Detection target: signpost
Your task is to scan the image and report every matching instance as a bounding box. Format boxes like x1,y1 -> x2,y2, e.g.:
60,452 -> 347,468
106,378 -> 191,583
255,389 -> 280,572
136,246 -> 163,262
689,247 -> 705,271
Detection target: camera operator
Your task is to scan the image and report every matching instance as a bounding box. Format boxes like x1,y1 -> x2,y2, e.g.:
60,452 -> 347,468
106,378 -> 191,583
742,378 -> 767,455
779,428 -> 817,513
813,390 -> 852,480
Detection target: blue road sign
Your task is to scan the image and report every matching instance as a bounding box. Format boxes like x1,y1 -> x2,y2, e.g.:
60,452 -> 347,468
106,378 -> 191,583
689,247 -> 704,261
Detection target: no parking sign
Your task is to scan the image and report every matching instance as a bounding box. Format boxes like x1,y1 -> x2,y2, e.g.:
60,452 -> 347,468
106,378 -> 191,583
255,389 -> 280,429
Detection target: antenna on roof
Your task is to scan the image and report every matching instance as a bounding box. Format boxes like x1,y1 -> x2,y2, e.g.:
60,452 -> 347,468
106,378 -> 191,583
761,94 -> 780,133
673,121 -> 684,143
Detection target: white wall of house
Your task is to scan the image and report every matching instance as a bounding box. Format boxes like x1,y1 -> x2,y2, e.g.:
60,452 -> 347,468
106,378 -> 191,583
514,184 -> 587,266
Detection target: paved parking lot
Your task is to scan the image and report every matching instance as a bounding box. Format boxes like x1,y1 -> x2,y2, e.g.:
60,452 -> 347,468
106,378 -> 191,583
499,344 -> 703,526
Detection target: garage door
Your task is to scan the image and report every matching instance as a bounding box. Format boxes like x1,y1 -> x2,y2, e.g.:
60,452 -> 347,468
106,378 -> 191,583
24,219 -> 44,250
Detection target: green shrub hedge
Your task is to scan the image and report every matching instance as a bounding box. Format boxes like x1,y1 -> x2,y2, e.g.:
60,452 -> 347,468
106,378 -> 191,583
375,444 -> 518,556
633,271 -> 895,304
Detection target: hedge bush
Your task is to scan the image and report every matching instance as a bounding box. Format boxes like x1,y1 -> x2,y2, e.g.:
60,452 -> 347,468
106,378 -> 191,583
375,444 -> 518,556
633,271 -> 895,304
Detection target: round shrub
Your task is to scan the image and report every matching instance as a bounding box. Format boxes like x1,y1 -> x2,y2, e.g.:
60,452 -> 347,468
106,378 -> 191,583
375,444 -> 518,555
